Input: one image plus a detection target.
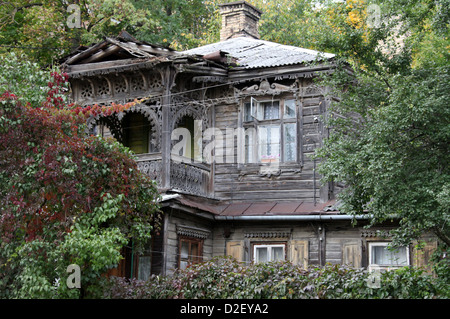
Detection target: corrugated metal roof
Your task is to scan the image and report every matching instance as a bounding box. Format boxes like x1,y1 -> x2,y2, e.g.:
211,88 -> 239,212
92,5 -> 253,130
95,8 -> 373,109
182,37 -> 334,69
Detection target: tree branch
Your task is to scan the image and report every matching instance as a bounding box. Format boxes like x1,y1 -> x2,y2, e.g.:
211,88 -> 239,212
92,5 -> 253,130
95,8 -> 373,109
433,226 -> 450,248
16,2 -> 43,11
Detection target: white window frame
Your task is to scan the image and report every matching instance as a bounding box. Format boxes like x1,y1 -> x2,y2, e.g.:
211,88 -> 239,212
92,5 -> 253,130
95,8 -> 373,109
243,97 -> 298,164
253,244 -> 286,263
368,242 -> 410,271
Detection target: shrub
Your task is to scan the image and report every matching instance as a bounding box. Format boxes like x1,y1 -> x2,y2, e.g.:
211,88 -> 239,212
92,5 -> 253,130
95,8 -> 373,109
101,256 -> 447,299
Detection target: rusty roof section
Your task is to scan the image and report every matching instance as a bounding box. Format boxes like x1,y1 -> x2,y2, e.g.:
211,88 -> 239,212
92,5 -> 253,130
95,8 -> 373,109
162,193 -> 339,217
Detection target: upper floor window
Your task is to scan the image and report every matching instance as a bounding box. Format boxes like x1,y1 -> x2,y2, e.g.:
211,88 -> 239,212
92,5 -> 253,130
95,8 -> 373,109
243,98 -> 297,164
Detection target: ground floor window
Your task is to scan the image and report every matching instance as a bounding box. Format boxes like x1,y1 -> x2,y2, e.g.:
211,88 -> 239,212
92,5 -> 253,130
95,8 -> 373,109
179,237 -> 203,270
368,242 -> 409,271
253,243 -> 286,263
137,255 -> 152,281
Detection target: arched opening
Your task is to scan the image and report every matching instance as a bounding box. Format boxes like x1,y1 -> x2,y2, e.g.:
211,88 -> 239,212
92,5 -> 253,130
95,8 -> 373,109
123,112 -> 151,154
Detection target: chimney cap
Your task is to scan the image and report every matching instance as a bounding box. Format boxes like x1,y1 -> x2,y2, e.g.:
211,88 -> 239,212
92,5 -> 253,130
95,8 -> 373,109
218,1 -> 263,41
218,1 -> 263,15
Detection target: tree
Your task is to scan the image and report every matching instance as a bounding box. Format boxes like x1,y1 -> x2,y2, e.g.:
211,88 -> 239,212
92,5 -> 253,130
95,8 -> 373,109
310,0 -> 449,248
0,0 -> 221,66
0,53 -> 160,298
247,0 -> 317,49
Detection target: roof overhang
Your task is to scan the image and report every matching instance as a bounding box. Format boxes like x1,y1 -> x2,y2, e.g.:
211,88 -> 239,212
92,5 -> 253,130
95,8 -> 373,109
158,193 -> 371,222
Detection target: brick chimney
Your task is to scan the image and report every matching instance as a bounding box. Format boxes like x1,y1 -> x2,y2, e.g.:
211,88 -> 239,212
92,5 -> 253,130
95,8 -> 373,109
219,1 -> 262,41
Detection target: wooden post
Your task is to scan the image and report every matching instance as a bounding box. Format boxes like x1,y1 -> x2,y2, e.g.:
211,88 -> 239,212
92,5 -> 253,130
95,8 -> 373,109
160,64 -> 177,189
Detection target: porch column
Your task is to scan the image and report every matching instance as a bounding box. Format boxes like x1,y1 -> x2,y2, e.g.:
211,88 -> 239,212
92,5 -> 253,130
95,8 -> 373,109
160,64 -> 177,189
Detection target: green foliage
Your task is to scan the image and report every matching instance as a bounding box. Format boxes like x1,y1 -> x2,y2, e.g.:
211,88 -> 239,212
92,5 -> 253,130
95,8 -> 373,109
315,63 -> 450,247
0,55 -> 160,298
0,0 -> 222,66
0,53 -> 61,106
102,257 -> 448,299
310,0 -> 450,247
245,0 -> 314,48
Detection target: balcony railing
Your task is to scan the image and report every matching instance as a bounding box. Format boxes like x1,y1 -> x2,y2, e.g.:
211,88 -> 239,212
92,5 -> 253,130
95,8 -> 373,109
136,153 -> 211,197
136,153 -> 162,185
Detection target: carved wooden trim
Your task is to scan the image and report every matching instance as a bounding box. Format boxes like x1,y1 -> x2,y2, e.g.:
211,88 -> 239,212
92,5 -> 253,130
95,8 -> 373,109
244,231 -> 291,239
176,225 -> 210,239
137,159 -> 162,185
234,79 -> 298,98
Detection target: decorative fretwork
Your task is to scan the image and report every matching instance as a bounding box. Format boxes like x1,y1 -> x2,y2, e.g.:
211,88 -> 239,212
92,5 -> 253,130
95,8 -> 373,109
130,74 -> 146,92
96,77 -> 111,97
74,70 -> 164,105
205,86 -> 237,105
148,72 -> 163,90
113,75 -> 128,95
244,231 -> 291,238
137,160 -> 162,185
86,101 -> 162,152
234,79 -> 298,98
170,162 -> 209,196
176,225 -> 210,239
80,80 -> 94,99
99,113 -> 124,142
171,100 -> 205,130
120,103 -> 162,151
301,84 -> 324,97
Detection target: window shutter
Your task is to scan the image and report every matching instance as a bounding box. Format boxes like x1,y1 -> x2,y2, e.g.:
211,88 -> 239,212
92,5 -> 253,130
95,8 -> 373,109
289,240 -> 308,269
226,241 -> 244,262
413,241 -> 437,274
342,242 -> 362,268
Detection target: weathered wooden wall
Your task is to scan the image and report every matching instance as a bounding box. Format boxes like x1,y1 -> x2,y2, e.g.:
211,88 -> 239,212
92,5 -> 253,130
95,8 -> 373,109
210,220 -> 391,268
212,77 -> 332,203
162,208 -> 214,275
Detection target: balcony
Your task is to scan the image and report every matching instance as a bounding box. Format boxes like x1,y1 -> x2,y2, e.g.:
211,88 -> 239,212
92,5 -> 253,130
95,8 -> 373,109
136,153 -> 211,197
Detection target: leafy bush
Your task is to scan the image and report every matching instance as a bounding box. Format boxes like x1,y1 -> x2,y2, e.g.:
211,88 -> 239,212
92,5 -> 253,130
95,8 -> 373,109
0,60 -> 160,299
101,256 -> 448,299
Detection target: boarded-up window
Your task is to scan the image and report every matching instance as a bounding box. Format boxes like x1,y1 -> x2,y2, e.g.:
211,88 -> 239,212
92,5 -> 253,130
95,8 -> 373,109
342,242 -> 362,268
226,241 -> 244,262
289,240 -> 308,269
413,241 -> 437,274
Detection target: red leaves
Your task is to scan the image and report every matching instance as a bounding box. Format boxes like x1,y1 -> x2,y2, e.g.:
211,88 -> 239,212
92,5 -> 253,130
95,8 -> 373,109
71,99 -> 140,119
1,70 -> 159,246
41,72 -> 69,110
44,192 -> 56,201
1,91 -> 18,100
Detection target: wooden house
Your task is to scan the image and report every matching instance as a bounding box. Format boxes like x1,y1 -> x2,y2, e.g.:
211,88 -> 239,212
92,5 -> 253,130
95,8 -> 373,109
61,1 -> 436,279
